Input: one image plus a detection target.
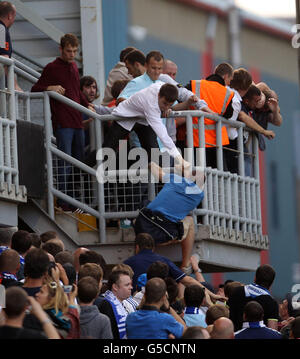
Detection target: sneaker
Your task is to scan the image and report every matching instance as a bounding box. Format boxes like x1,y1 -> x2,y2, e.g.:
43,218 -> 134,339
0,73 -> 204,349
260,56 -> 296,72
181,265 -> 193,275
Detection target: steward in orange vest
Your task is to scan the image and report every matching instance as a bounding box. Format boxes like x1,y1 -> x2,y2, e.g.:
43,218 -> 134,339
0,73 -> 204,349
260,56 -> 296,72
189,73 -> 234,169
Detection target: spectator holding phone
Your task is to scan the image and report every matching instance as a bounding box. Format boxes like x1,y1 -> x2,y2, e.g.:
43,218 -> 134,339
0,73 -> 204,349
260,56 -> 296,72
0,286 -> 60,339
35,276 -> 80,339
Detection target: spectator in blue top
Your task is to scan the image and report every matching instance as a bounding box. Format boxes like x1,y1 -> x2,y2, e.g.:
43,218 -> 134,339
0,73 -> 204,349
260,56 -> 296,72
134,161 -> 205,272
234,301 -> 282,339
124,233 -> 225,303
126,277 -> 186,339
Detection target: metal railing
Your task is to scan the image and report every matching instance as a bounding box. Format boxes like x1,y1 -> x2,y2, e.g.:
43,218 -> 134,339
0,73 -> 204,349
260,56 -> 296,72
11,87 -> 262,242
0,57 -> 25,201
0,54 -> 263,243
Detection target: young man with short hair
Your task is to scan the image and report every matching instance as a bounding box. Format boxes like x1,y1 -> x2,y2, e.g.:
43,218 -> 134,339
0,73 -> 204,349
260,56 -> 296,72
104,82 -> 192,167
228,264 -> 279,331
126,277 -> 186,339
31,34 -> 90,211
98,270 -> 133,339
78,276 -> 113,339
101,46 -> 135,106
234,301 -> 282,339
0,287 -> 60,339
0,1 -> 22,91
183,285 -> 207,327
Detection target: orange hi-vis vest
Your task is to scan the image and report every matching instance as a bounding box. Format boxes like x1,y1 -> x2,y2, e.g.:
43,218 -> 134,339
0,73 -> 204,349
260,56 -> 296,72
191,79 -> 234,148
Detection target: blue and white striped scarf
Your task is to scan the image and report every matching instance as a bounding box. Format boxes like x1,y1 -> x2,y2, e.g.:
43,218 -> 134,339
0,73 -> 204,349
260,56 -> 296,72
244,283 -> 271,298
0,272 -> 18,282
104,290 -> 127,339
184,306 -> 202,315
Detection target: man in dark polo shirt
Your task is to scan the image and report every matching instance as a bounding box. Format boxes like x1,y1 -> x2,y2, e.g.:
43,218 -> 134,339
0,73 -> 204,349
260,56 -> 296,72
124,233 -> 225,303
228,264 -> 279,332
0,1 -> 22,91
31,33 -> 90,210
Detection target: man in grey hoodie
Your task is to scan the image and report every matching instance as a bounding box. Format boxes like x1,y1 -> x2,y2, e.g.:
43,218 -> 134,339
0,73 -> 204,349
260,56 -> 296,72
78,276 -> 113,339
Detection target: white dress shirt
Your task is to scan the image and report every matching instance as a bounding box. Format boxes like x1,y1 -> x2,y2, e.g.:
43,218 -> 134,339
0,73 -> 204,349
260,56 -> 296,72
226,87 -> 242,140
112,82 -> 181,158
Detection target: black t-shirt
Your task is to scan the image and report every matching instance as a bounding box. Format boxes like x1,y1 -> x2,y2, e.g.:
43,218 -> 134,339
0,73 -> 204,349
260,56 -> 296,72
0,20 -> 12,57
228,285 -> 279,331
98,300 -> 120,339
0,325 -> 47,339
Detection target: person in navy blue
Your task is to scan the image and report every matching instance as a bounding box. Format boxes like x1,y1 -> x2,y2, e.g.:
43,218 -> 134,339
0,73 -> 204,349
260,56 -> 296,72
228,264 -> 279,332
134,161 -> 205,272
0,2 -> 22,91
235,301 -> 282,339
0,2 -> 15,58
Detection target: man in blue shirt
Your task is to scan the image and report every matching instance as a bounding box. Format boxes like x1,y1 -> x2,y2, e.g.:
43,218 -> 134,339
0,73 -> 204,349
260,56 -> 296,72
126,277 -> 185,339
235,301 -> 282,339
134,161 -> 205,272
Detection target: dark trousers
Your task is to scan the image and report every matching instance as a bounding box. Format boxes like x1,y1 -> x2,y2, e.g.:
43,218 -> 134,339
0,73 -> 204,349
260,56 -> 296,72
85,122 -> 159,168
194,147 -> 228,171
55,127 -> 85,208
103,122 -> 159,159
224,139 -> 238,174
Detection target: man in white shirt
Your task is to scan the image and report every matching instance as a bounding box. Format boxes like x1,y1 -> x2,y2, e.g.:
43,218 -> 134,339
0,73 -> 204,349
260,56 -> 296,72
104,82 -> 202,166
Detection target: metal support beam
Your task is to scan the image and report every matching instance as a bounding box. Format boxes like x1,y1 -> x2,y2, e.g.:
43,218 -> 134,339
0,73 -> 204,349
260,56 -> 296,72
80,0 -> 106,102
10,0 -> 64,44
228,2 -> 241,67
296,0 -> 300,101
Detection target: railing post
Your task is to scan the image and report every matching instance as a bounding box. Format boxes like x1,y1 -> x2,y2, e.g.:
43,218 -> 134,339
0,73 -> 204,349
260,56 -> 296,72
216,119 -> 223,171
7,62 -> 19,193
185,114 -> 194,166
44,93 -> 55,219
237,126 -> 245,177
0,64 -> 6,118
95,118 -> 106,243
253,134 -> 262,234
198,115 -> 208,225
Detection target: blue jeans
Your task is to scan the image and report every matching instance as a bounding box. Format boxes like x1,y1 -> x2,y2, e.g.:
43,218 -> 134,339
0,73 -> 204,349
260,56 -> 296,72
55,127 -> 85,202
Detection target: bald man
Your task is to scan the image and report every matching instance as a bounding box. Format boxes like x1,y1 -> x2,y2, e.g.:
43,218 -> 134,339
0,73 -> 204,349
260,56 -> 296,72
210,317 -> 235,339
163,59 -> 178,80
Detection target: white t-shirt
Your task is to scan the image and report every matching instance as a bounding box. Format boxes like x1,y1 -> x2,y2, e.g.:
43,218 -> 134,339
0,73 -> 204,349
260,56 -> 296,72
112,82 -> 181,158
226,87 -> 242,140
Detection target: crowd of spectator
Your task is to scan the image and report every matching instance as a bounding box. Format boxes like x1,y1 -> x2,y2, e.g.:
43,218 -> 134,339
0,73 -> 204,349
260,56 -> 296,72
0,228 -> 299,340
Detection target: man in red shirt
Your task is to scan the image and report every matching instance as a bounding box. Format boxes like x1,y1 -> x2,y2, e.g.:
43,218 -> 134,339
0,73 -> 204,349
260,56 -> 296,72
32,34 -> 89,210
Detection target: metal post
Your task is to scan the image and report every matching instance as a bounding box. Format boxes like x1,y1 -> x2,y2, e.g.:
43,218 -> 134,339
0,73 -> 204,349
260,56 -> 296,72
207,170 -> 214,226
43,93 -> 55,219
228,1 -> 241,68
226,174 -> 233,230
253,134 -> 262,234
216,119 -> 223,171
95,118 -> 106,243
185,114 -> 194,166
0,64 -> 6,118
296,0 -> 300,101
237,126 -> 245,176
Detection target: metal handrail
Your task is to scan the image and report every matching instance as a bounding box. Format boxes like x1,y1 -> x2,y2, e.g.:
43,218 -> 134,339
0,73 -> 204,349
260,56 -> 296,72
36,89 -> 262,241
0,51 -> 262,242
